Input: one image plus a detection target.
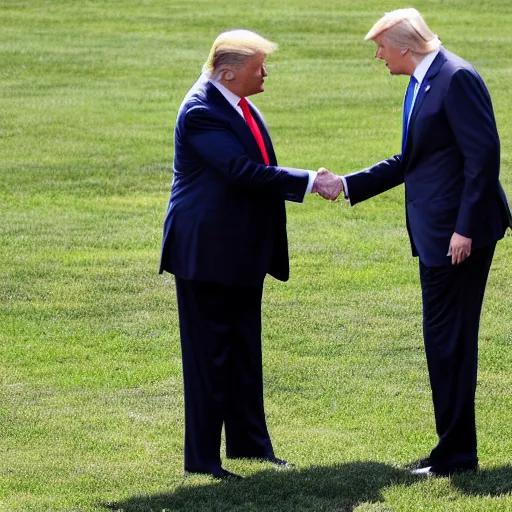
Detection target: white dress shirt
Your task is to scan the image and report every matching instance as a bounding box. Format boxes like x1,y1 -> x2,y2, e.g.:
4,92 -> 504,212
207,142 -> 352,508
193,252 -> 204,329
210,78 -> 244,117
407,49 -> 440,126
209,77 -> 316,194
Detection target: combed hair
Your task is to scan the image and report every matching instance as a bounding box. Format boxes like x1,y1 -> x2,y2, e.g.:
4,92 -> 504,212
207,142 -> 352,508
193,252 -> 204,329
202,29 -> 277,77
365,8 -> 441,55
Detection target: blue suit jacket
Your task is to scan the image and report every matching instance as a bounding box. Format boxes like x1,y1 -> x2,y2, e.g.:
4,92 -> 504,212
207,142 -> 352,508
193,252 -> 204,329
159,75 -> 310,287
345,48 -> 511,266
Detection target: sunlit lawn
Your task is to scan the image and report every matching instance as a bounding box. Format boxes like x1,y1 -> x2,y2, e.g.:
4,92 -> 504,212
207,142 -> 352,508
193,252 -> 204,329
1,1 -> 512,510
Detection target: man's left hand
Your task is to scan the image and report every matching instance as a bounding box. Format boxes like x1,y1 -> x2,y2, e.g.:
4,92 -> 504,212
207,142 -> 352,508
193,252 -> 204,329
449,232 -> 472,265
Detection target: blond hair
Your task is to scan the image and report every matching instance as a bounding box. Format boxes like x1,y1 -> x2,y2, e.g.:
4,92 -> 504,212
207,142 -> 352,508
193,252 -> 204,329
202,29 -> 277,77
365,8 -> 441,55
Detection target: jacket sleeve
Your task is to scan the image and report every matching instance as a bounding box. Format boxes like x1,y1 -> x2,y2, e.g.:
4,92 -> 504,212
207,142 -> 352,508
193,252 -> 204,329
184,106 -> 309,202
444,68 -> 500,238
344,155 -> 405,206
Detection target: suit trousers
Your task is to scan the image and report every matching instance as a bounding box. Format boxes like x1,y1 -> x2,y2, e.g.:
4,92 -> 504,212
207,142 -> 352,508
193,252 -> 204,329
175,277 -> 274,473
419,244 -> 496,468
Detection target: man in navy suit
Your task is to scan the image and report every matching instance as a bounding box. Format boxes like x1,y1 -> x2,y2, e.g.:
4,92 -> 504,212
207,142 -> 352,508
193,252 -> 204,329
159,29 -> 342,479
337,8 -> 511,476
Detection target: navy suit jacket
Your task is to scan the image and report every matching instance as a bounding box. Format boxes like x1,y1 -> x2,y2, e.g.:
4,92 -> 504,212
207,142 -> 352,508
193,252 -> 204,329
345,48 -> 511,266
159,75 -> 310,287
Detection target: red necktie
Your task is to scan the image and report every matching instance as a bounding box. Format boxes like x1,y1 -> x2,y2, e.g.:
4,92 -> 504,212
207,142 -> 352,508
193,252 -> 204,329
238,97 -> 270,165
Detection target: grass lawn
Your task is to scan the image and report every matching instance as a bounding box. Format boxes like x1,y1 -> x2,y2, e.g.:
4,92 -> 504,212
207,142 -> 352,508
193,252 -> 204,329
1,0 -> 512,510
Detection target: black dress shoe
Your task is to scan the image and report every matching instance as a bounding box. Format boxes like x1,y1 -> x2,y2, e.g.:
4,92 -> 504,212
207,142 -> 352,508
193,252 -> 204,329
226,454 -> 294,467
265,456 -> 294,467
411,461 -> 478,477
185,468 -> 243,480
211,468 -> 243,480
406,457 -> 431,470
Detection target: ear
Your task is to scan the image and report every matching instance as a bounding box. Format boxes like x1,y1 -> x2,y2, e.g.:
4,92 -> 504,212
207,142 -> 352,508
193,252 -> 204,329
400,49 -> 408,56
224,70 -> 235,80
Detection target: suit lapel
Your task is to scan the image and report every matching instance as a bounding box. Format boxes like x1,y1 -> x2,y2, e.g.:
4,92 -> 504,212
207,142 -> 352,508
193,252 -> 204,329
204,82 -> 273,165
405,49 -> 447,156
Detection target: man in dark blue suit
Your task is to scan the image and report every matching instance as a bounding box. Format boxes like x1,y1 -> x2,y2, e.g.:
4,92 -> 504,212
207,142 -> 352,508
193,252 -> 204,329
159,29 -> 342,479
338,8 -> 511,476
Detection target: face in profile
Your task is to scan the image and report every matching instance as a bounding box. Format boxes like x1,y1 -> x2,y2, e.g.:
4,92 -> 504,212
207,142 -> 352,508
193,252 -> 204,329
374,35 -> 408,75
233,52 -> 268,97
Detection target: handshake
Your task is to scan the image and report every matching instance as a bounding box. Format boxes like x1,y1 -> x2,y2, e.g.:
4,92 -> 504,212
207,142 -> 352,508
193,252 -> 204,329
312,167 -> 344,201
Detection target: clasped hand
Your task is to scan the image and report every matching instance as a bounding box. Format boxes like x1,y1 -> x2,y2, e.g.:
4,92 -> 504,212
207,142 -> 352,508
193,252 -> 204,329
312,167 -> 344,201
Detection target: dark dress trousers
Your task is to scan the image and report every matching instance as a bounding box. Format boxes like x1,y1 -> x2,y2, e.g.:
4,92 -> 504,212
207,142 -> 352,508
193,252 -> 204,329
345,48 -> 511,470
159,75 -> 309,473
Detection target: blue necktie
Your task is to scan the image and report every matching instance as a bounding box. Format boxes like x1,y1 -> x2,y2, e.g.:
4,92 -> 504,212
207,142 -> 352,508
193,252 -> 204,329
402,75 -> 417,155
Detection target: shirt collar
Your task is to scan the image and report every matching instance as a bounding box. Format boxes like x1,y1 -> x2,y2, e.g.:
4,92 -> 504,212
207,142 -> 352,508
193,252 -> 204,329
412,48 -> 440,86
209,77 -> 242,112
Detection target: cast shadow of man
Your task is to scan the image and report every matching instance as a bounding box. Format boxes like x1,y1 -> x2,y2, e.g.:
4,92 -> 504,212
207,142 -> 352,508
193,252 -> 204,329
102,461 -> 412,512
451,464 -> 512,497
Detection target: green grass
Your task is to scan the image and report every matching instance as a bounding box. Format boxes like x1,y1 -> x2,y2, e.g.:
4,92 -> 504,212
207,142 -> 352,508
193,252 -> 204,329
1,0 -> 512,510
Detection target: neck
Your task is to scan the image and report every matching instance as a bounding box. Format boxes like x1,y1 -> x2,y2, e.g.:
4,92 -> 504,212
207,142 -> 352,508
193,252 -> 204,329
218,79 -> 243,97
407,53 -> 425,76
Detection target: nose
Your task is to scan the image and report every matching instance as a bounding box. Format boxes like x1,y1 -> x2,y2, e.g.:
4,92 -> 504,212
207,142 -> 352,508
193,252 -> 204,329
262,65 -> 268,78
375,48 -> 384,60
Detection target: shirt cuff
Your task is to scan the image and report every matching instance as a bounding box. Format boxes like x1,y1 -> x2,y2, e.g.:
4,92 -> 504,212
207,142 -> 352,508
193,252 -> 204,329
306,171 -> 317,194
340,175 -> 351,204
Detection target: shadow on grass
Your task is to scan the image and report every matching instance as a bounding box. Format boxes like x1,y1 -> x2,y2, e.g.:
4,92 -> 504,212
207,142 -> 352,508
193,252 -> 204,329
452,464 -> 512,496
101,461 -> 410,512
